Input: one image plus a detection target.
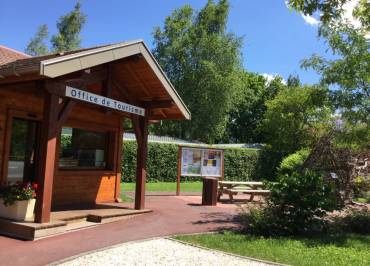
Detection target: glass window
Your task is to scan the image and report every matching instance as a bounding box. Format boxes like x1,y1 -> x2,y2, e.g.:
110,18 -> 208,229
59,127 -> 108,169
7,118 -> 38,183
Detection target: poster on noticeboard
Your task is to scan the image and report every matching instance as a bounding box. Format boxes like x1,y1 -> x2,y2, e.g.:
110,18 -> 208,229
180,147 -> 222,177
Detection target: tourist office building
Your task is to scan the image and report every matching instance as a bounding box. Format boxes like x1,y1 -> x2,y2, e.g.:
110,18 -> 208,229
0,40 -> 190,225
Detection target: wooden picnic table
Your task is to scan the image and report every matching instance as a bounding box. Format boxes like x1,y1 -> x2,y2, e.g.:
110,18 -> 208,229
218,181 -> 271,202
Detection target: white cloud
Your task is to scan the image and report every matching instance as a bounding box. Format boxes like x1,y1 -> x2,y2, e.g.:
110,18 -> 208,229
262,73 -> 287,85
284,0 -> 320,27
338,0 -> 369,38
342,0 -> 361,28
301,14 -> 320,26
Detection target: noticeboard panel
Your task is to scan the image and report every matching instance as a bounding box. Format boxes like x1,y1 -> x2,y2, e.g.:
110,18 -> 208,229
180,147 -> 222,177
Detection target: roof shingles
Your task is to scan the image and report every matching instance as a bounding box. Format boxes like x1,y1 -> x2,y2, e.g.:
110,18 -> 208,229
0,45 -> 30,65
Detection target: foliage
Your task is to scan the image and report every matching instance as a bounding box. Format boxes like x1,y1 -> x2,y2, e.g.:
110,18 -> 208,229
278,148 -> 310,176
301,21 -> 369,125
51,1 -> 86,52
353,176 -> 370,202
25,24 -> 49,56
176,231 -> 370,266
223,72 -> 285,143
340,208 -> 370,234
0,182 -> 37,206
25,2 -> 86,55
152,0 -> 243,143
267,170 -> 339,234
258,85 -> 332,171
287,0 -> 370,30
121,141 -> 263,183
242,170 -> 339,236
121,181 -> 203,192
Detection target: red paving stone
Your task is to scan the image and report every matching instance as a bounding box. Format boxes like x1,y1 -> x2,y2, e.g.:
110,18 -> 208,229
0,195 -> 244,266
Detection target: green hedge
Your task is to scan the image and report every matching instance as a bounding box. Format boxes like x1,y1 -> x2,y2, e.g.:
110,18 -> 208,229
121,141 -> 263,183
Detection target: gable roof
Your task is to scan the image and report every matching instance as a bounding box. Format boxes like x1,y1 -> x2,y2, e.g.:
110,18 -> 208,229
0,40 -> 190,120
0,45 -> 30,66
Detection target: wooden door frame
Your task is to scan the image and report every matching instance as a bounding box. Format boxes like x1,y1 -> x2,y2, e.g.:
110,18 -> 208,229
1,109 -> 42,184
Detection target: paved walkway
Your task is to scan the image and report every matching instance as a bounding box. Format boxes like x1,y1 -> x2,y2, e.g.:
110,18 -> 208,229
0,194 -> 242,266
56,238 -> 272,266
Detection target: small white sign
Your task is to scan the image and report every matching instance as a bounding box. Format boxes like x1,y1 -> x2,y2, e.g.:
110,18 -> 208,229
65,86 -> 145,116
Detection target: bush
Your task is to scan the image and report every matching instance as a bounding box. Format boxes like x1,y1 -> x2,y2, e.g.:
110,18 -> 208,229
242,170 -> 341,236
277,148 -> 310,176
353,176 -> 370,203
341,208 -> 370,234
121,141 -> 263,182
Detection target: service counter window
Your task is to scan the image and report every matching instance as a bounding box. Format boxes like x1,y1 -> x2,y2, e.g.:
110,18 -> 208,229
59,127 -> 109,170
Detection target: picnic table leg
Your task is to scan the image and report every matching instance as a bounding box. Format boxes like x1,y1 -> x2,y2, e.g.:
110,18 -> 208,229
249,193 -> 255,201
217,189 -> 223,201
228,192 -> 234,202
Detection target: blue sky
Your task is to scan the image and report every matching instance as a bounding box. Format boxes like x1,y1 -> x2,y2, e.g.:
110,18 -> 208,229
0,0 -> 331,84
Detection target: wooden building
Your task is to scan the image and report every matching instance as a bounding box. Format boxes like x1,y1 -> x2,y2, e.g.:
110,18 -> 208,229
0,40 -> 190,223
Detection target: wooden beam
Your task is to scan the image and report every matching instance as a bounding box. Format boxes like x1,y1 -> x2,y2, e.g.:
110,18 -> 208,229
62,68 -> 108,87
115,118 -> 124,202
35,83 -> 59,223
141,100 -> 173,109
133,113 -> 149,210
102,65 -> 114,114
57,98 -> 76,127
122,63 -> 151,97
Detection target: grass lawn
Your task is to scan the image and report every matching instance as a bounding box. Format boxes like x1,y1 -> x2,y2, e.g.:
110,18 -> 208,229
120,182 -> 202,202
175,231 -> 370,266
121,182 -> 203,193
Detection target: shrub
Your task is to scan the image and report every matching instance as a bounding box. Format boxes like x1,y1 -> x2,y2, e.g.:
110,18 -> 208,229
121,141 -> 263,182
268,170 -> 339,235
242,170 -> 341,236
341,208 -> 370,234
277,148 -> 310,176
353,176 -> 370,203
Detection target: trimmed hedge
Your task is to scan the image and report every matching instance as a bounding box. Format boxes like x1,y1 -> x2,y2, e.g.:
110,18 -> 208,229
121,141 -> 263,183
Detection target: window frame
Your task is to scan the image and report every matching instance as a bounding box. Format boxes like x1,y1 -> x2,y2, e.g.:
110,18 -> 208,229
1,109 -> 42,184
57,119 -> 118,172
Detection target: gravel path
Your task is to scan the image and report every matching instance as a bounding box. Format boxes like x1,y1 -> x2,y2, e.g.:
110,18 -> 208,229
56,238 -> 275,266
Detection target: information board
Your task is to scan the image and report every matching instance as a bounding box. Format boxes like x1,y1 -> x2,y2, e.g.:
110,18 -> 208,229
180,147 -> 223,177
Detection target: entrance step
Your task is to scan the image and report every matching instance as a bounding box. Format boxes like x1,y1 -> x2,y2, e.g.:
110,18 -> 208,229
0,207 -> 152,240
0,217 -> 67,240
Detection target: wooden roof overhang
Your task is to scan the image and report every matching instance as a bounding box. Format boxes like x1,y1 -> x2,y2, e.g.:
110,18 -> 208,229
0,40 -> 191,121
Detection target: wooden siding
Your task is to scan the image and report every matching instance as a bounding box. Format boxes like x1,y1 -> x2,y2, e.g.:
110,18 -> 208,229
0,82 -> 122,208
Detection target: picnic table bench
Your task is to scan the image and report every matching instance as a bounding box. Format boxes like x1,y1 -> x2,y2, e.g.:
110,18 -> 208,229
217,181 -> 271,202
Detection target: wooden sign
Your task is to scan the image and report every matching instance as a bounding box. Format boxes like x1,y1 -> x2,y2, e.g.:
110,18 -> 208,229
65,86 -> 145,116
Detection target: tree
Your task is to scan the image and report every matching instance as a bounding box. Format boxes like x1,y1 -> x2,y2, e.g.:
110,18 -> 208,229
287,0 -> 370,30
25,2 -> 86,55
287,74 -> 301,87
51,1 -> 86,52
152,0 -> 243,143
25,24 -> 49,56
291,0 -> 369,150
302,21 -> 369,124
259,85 -> 332,159
223,72 -> 285,143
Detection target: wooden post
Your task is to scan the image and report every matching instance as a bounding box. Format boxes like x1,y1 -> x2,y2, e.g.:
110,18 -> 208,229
35,88 -> 59,223
221,150 -> 225,182
114,118 -> 124,202
176,146 -> 182,196
133,114 -> 149,210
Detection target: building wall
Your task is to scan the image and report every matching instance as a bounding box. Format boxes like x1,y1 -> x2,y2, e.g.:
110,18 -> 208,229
0,82 -> 123,208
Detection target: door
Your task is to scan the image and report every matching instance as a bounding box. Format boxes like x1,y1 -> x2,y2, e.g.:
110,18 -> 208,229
6,117 -> 40,183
